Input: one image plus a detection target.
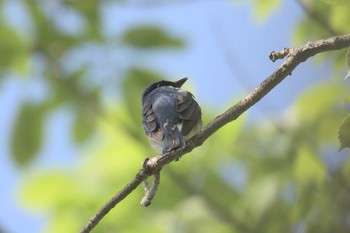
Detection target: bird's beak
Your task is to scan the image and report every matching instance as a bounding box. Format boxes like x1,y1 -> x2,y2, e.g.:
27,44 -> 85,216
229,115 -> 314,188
174,77 -> 188,87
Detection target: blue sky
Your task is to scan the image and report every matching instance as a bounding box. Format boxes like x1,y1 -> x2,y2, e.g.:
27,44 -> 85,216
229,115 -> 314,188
0,1 -> 333,232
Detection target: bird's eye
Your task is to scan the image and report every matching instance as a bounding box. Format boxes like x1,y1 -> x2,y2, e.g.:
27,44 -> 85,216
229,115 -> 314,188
157,83 -> 161,88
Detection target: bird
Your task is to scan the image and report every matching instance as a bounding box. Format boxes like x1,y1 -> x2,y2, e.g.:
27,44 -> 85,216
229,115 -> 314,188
141,77 -> 202,154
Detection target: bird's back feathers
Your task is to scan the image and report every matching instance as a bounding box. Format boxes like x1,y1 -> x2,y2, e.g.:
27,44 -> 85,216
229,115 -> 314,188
142,80 -> 201,154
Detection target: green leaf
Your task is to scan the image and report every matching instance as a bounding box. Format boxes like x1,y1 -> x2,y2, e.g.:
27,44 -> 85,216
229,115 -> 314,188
206,108 -> 246,157
294,82 -> 346,144
295,82 -> 345,121
0,22 -> 27,70
243,175 -> 279,219
253,0 -> 282,23
24,2 -> 55,51
294,147 -> 326,186
338,114 -> 350,151
329,6 -> 350,35
12,54 -> 30,75
322,0 -> 350,5
73,111 -> 94,144
20,172 -> 77,210
293,18 -> 328,45
11,102 -> 44,166
122,25 -> 184,48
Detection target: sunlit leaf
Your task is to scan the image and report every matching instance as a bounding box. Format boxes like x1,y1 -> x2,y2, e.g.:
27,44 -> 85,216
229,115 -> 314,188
294,82 -> 346,144
20,172 -> 78,210
294,147 -> 326,186
11,102 -> 44,166
253,0 -> 282,23
47,210 -> 85,233
206,108 -> 246,157
243,175 -> 279,220
0,22 -> 27,70
83,106 -> 147,179
329,6 -> 350,34
12,54 -> 30,75
122,25 -> 184,48
295,82 -> 345,121
293,18 -> 328,45
338,114 -> 350,151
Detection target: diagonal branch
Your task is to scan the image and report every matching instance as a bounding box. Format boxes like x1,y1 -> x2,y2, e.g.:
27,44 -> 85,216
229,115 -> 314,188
80,34 -> 350,233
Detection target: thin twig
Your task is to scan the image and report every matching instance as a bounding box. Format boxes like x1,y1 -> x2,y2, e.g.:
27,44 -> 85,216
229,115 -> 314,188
142,179 -> 149,193
140,171 -> 161,207
80,34 -> 350,233
269,48 -> 291,62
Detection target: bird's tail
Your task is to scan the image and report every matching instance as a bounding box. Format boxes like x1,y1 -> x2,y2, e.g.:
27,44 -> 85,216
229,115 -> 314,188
162,127 -> 184,154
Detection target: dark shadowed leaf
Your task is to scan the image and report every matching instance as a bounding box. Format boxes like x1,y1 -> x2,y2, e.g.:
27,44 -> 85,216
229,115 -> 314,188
122,25 -> 183,48
11,102 -> 44,166
338,114 -> 350,151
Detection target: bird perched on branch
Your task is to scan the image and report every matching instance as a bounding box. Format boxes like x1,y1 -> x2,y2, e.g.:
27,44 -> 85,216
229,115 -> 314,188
142,78 -> 202,154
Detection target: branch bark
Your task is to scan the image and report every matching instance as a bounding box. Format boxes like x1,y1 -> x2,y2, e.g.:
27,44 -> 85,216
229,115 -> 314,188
140,170 -> 161,207
80,34 -> 350,233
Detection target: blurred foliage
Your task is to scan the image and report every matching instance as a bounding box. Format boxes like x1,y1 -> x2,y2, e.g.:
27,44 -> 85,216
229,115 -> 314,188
253,0 -> 282,23
0,0 -> 348,233
123,26 -> 184,48
20,81 -> 350,233
322,0 -> 350,6
11,102 -> 44,166
339,114 -> 350,151
293,0 -> 350,72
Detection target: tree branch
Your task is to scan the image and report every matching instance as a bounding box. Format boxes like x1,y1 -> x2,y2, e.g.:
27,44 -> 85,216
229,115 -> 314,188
140,170 -> 161,207
80,34 -> 350,233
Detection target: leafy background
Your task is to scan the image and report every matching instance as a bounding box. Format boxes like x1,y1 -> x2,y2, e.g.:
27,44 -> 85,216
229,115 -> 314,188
0,0 -> 350,233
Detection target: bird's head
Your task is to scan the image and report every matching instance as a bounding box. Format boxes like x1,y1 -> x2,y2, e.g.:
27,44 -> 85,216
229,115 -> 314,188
142,77 -> 188,99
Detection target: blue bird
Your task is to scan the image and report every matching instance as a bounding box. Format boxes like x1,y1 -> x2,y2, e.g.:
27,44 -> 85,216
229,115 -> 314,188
142,78 -> 202,154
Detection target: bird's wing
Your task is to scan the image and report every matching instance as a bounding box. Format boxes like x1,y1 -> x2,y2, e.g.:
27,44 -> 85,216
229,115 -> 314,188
176,90 -> 202,136
142,102 -> 158,134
